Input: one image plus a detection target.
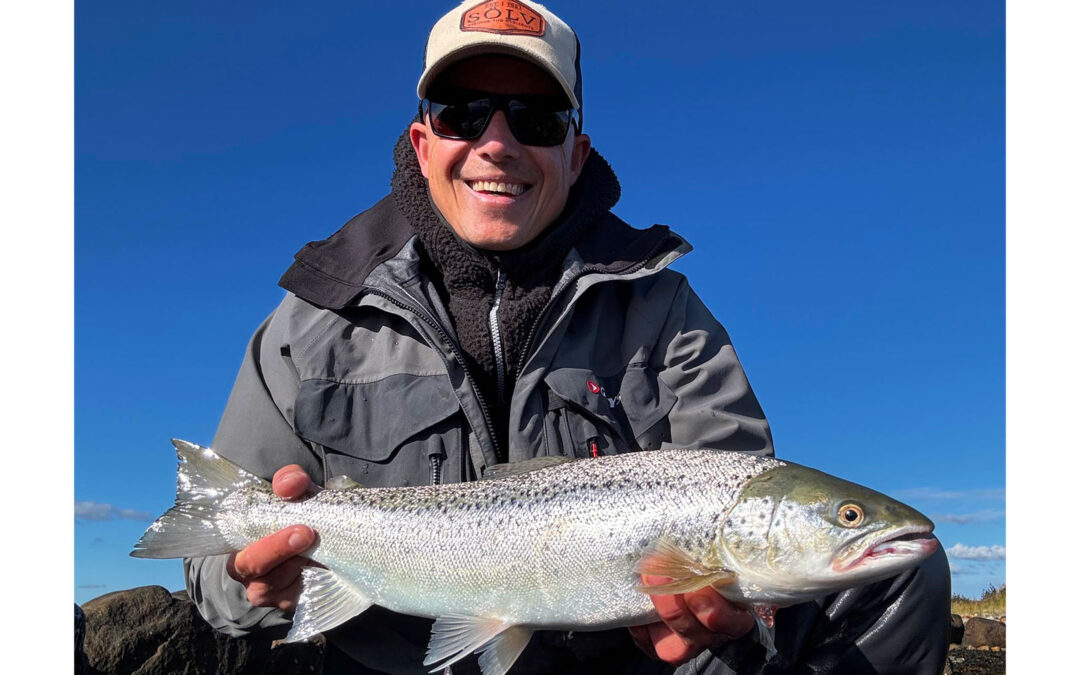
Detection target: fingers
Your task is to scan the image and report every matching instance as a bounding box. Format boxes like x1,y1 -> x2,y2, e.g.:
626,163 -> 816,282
643,616 -> 703,665
242,555 -> 310,612
627,625 -> 658,659
679,585 -> 755,638
272,464 -> 315,500
637,574 -> 755,665
222,466 -> 317,613
228,525 -> 316,580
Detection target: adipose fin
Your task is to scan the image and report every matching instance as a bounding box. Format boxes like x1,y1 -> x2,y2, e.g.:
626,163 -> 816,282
325,475 -> 365,490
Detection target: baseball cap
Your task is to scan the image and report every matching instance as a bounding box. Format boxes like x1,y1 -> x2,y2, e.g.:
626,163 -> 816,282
418,1 -> 582,111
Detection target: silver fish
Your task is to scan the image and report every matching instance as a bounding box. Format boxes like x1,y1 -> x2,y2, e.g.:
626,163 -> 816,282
133,440 -> 938,675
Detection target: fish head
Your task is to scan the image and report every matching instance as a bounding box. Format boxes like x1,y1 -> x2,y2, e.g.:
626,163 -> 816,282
717,463 -> 938,598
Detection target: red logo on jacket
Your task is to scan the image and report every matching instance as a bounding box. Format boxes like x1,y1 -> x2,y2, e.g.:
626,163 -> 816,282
587,380 -> 601,394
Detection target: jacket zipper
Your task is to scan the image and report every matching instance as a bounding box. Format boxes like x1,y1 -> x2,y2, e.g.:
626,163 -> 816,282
489,269 -> 507,402
362,287 -> 503,463
429,455 -> 443,485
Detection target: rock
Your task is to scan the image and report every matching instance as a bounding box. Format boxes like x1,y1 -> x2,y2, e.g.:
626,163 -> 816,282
946,647 -> 1006,675
961,617 -> 1006,650
76,603 -> 89,675
81,585 -> 324,675
949,614 -> 965,645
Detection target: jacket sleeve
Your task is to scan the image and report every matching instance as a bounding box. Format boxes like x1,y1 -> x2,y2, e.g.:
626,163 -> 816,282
184,299 -> 325,638
651,276 -> 774,457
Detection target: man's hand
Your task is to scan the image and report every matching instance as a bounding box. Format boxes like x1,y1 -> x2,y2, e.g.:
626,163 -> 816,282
628,575 -> 755,665
225,465 -> 319,613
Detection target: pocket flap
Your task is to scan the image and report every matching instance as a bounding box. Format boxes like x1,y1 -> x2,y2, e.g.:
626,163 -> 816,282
543,367 -> 621,431
294,374 -> 460,461
619,365 -> 678,442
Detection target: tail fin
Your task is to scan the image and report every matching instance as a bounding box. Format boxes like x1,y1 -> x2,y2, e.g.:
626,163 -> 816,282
130,439 -> 271,559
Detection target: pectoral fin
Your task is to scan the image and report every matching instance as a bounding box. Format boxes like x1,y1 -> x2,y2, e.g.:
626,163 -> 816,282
284,567 -> 374,642
424,615 -> 534,675
633,536 -> 737,595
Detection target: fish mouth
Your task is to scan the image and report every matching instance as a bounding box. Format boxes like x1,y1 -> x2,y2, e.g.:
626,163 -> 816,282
832,526 -> 938,573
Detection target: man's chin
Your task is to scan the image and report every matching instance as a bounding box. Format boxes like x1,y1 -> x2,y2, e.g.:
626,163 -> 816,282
452,222 -> 541,251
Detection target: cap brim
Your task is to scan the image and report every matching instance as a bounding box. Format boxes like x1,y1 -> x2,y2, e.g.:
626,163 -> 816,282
417,43 -> 580,110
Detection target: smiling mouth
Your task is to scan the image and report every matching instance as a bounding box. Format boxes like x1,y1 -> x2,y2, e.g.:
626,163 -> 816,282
466,180 -> 530,197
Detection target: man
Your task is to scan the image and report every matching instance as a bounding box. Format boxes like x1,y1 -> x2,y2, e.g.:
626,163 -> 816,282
186,2 -> 950,673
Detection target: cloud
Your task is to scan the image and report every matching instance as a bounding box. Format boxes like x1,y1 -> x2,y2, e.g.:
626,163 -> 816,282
74,501 -> 153,522
896,487 -> 1005,502
946,543 -> 1006,561
932,509 -> 1006,524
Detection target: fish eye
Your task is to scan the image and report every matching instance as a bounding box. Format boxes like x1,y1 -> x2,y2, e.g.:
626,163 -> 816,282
838,503 -> 864,527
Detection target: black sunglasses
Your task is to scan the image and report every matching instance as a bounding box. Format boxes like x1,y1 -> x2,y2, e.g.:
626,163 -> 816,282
421,91 -> 581,147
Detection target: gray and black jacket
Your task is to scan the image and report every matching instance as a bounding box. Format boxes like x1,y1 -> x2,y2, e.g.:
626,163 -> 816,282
186,142 -> 949,674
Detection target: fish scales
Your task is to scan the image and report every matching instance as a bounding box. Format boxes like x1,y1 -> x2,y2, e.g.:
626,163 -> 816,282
134,440 -> 938,675
217,449 -> 785,628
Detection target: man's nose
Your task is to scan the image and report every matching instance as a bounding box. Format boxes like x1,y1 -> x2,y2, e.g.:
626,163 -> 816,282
474,110 -> 521,161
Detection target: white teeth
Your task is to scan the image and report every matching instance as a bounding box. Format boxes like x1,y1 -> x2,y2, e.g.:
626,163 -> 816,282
469,180 -> 526,196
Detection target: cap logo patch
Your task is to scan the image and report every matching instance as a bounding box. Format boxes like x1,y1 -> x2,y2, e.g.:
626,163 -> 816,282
461,0 -> 546,37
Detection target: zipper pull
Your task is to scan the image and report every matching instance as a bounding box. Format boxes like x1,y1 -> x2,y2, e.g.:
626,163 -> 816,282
588,437 -> 600,458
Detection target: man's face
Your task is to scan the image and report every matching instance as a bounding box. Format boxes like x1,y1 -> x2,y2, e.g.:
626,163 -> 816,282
410,55 -> 591,251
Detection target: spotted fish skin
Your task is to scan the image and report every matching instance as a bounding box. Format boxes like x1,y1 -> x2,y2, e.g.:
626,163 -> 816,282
217,448 -> 784,628
133,440 -> 937,675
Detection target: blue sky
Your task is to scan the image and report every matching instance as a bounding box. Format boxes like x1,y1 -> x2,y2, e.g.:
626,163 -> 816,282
75,1 -> 1004,603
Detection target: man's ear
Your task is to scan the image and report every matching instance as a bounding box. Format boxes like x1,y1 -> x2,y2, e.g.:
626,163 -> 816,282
409,122 -> 431,179
569,133 -> 592,182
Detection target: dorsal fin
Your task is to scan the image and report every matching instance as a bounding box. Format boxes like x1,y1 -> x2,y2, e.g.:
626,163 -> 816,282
481,456 -> 576,481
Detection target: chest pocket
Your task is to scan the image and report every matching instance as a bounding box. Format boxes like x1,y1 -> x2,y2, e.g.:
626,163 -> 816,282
542,365 -> 677,457
293,373 -> 464,487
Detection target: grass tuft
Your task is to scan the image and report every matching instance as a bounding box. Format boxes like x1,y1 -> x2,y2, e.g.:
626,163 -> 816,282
951,584 -> 1006,617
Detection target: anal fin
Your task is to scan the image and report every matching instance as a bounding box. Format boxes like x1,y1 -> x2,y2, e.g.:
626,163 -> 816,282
633,535 -> 737,594
424,616 -> 534,675
477,626 -> 533,675
284,567 -> 374,642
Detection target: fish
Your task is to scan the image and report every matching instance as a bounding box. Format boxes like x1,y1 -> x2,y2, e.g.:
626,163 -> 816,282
132,440 -> 938,675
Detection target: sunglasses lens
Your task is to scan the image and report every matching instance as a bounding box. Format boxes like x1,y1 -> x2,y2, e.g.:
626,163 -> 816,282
428,99 -> 493,140
507,100 -> 571,146
426,94 -> 574,146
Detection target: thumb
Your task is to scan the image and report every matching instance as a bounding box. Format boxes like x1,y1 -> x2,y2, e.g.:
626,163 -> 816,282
272,465 -> 316,501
